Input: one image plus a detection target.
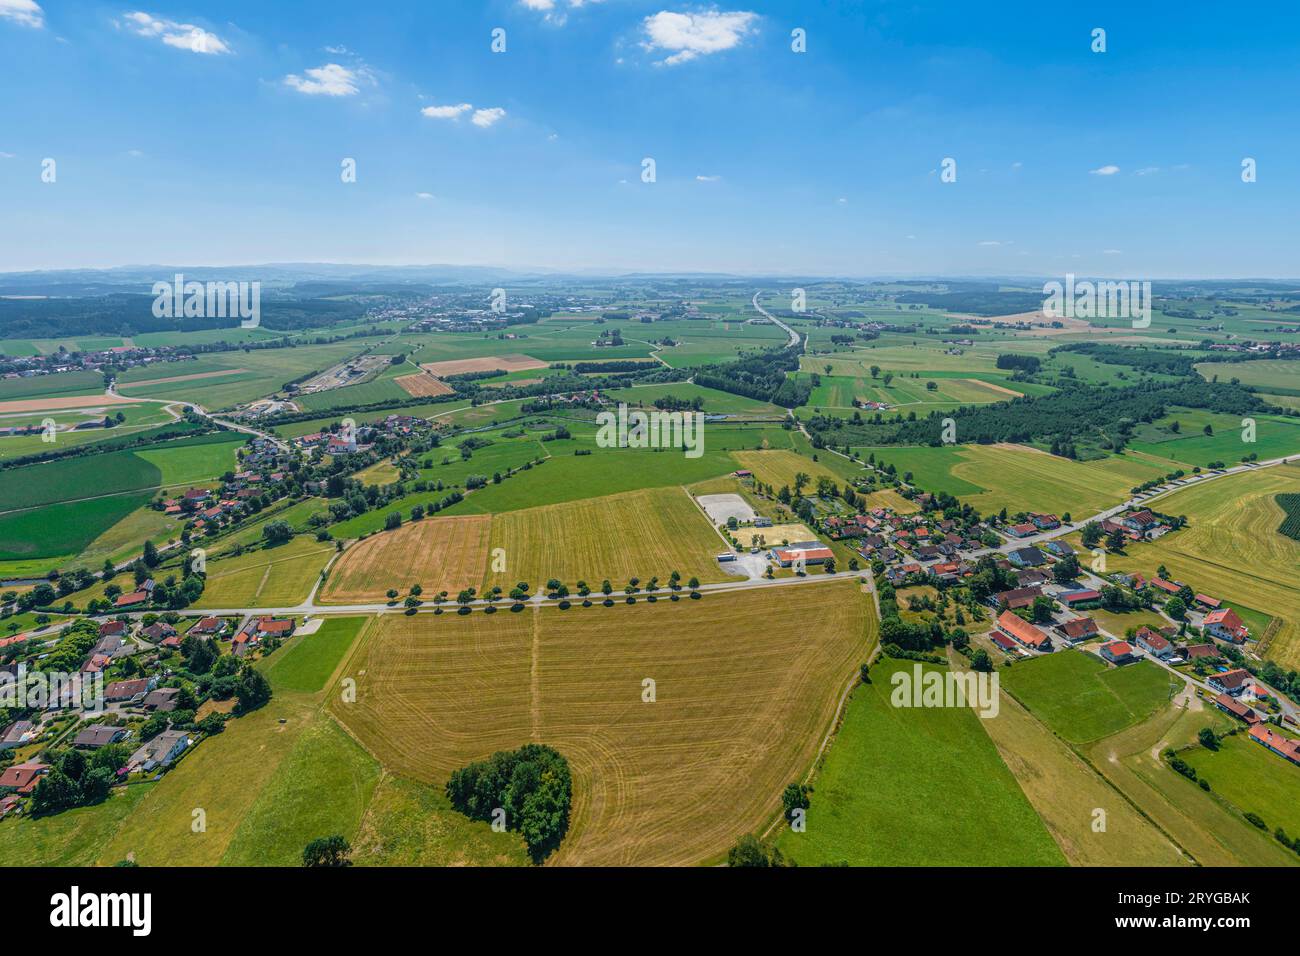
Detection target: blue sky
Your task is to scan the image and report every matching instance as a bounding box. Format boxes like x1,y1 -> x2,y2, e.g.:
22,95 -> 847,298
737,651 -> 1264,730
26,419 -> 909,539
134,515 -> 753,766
1,0 -> 1298,277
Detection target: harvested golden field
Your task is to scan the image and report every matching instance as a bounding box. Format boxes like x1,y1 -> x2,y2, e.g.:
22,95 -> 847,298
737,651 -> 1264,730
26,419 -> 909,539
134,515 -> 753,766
420,354 -> 546,377
330,580 -> 877,865
320,516 -> 491,604
731,448 -> 852,495
394,372 -> 454,397
481,487 -> 728,593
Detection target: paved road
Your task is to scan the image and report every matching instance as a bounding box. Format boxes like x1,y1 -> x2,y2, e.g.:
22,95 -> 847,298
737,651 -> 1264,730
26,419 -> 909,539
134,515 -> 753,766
752,291 -> 802,349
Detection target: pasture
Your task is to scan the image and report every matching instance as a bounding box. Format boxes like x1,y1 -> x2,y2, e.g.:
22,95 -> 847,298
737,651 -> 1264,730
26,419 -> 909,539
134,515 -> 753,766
1000,650 -> 1179,745
331,581 -> 876,865
775,657 -> 1065,866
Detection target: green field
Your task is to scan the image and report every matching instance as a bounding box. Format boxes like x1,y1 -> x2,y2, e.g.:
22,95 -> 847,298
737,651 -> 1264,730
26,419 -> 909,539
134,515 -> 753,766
193,537 -> 335,608
1181,730 -> 1300,838
775,657 -> 1065,866
260,617 -> 368,693
1000,651 -> 1179,745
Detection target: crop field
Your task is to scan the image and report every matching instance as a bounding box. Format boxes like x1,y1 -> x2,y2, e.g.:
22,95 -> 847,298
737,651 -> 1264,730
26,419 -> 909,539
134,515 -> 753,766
1106,463 -> 1300,668
0,493 -> 153,571
951,654 -> 1186,865
331,581 -> 876,865
775,657 -> 1065,866
603,382 -> 786,417
1126,411 -> 1300,469
483,487 -> 728,593
394,372 -> 454,397
193,537 -> 334,608
1000,650 -> 1180,744
1181,730 -> 1300,838
320,516 -> 491,604
859,443 -> 1165,516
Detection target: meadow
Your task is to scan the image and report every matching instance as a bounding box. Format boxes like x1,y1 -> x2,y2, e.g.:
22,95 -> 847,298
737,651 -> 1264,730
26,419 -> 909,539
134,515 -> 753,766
1081,699 -> 1298,866
999,650 -> 1179,745
775,657 -> 1065,866
951,653 -> 1186,865
331,581 -> 876,865
1181,730 -> 1300,838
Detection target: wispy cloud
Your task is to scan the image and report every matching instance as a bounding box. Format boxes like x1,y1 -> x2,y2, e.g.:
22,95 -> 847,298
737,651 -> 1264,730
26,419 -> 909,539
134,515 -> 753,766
0,0 -> 44,28
284,63 -> 362,96
1135,166 -> 1160,176
642,9 -> 758,66
121,11 -> 230,54
519,0 -> 604,25
1089,164 -> 1120,176
420,103 -> 473,119
696,174 -> 721,182
416,192 -> 435,200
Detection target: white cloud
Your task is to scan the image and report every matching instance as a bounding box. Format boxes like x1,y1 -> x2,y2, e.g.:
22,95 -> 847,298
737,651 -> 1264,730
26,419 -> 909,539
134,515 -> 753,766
121,11 -> 230,54
125,149 -> 146,158
1103,249 -> 1123,255
696,174 -> 720,182
416,192 -> 435,200
0,151 -> 15,159
978,240 -> 1004,247
284,63 -> 361,96
1135,166 -> 1160,176
421,103 -> 472,119
471,107 -> 506,128
1011,161 -> 1023,169
0,0 -> 44,28
642,9 -> 758,65
1089,164 -> 1120,176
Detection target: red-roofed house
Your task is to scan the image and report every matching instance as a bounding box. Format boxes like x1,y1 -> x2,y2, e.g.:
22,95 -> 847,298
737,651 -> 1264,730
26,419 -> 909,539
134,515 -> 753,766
1204,608 -> 1249,643
1099,641 -> 1137,665
1056,617 -> 1099,643
0,761 -> 49,795
770,546 -> 834,568
1248,725 -> 1300,766
1151,577 -> 1182,596
1214,693 -> 1261,725
1133,626 -> 1174,660
997,611 -> 1052,651
1208,668 -> 1253,697
1194,594 -> 1221,610
114,591 -> 148,608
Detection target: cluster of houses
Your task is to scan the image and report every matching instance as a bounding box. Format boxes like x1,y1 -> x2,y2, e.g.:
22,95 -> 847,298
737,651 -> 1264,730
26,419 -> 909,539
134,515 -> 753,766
0,609 -> 297,820
293,413 -> 431,459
